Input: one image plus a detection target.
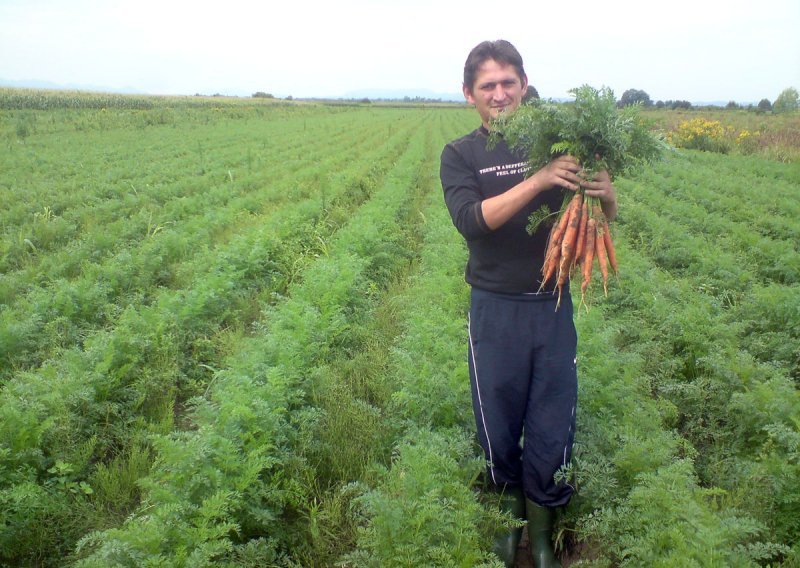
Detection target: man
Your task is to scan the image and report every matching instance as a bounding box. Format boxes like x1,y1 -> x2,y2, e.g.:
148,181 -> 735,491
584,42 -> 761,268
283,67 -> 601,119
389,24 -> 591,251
440,40 -> 617,567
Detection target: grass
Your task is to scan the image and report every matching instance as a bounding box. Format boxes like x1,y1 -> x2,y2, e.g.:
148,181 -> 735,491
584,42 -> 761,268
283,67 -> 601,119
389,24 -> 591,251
645,107 -> 800,162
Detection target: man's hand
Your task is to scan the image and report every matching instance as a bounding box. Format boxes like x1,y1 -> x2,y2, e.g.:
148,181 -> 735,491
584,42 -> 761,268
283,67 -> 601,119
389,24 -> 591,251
480,155 -> 615,231
579,168 -> 617,221
529,155 -> 582,192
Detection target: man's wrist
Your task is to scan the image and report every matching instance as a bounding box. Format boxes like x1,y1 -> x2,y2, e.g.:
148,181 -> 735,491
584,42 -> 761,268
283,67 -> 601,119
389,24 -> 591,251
525,176 -> 541,198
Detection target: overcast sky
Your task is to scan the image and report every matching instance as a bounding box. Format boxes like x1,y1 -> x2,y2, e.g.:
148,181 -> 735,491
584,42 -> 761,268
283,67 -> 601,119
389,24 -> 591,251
1,0 -> 798,104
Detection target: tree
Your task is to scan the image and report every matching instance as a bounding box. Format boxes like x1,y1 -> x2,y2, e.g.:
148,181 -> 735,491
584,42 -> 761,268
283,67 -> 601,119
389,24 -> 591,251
725,101 -> 739,109
618,88 -> 652,107
523,84 -> 540,103
664,100 -> 692,110
757,98 -> 772,112
773,87 -> 799,113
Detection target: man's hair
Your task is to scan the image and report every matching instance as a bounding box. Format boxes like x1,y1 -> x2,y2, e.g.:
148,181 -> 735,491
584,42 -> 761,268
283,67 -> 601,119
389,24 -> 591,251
463,40 -> 526,92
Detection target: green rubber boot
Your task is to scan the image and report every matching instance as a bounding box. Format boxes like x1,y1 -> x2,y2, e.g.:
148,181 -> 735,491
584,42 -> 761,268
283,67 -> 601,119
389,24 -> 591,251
526,499 -> 561,568
492,485 -> 526,567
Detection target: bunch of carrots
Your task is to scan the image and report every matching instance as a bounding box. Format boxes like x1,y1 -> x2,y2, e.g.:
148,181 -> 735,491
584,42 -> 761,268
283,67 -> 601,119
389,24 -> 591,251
490,85 -> 668,309
540,191 -> 617,310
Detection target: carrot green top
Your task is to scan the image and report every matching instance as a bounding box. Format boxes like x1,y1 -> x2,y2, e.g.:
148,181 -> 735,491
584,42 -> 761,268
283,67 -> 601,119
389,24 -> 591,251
489,85 -> 668,180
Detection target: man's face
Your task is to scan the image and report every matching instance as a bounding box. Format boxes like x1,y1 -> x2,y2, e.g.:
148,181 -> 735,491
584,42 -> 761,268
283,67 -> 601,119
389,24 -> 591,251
463,58 -> 528,129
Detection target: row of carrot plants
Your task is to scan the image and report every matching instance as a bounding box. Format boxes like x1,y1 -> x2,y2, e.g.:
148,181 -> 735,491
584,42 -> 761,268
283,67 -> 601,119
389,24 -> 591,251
1,106 -> 394,277
617,152 -> 799,380
73,113 -> 449,565
0,106 -> 423,564
624,153 -> 799,288
563,148 -> 799,564
644,152 -> 800,242
329,112 -> 502,566
567,271 -> 797,564
67,106 -> 502,566
1,108 -> 414,381
4,106 -> 403,243
344,182 -> 500,567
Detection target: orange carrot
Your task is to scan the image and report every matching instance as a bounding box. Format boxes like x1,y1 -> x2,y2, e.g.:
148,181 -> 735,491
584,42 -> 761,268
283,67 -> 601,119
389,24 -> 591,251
539,193 -> 579,290
540,234 -> 562,288
595,221 -> 609,296
603,222 -> 618,275
574,199 -> 589,267
581,217 -> 596,308
551,195 -> 578,246
557,193 -> 583,283
560,193 -> 583,261
540,220 -> 565,288
553,194 -> 583,308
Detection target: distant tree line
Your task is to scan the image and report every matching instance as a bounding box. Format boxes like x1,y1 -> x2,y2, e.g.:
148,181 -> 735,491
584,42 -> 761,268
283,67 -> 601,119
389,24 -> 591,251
617,87 -> 799,113
655,100 -> 693,110
242,85 -> 800,111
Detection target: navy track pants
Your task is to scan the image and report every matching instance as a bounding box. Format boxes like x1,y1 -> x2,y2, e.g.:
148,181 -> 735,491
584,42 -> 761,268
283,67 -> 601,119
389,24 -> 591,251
467,287 -> 578,507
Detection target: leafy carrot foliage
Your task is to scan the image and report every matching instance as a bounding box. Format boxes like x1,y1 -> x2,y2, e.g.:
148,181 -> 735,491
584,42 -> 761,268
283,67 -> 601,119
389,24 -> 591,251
491,84 -> 668,178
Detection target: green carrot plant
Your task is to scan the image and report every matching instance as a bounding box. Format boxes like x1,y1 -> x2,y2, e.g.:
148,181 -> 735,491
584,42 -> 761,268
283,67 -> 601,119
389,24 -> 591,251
0,108 -> 417,565
73,123 -> 433,567
570,151 -> 800,564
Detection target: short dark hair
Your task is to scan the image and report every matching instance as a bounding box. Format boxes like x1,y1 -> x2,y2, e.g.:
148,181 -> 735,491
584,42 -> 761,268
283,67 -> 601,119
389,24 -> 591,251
463,40 -> 526,92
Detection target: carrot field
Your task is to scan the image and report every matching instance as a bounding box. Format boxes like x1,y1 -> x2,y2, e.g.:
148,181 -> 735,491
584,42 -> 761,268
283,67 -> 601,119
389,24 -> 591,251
1,91 -> 798,567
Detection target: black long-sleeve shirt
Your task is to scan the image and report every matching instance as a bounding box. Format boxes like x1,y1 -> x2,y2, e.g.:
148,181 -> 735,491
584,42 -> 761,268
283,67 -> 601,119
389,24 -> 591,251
440,126 -> 564,294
